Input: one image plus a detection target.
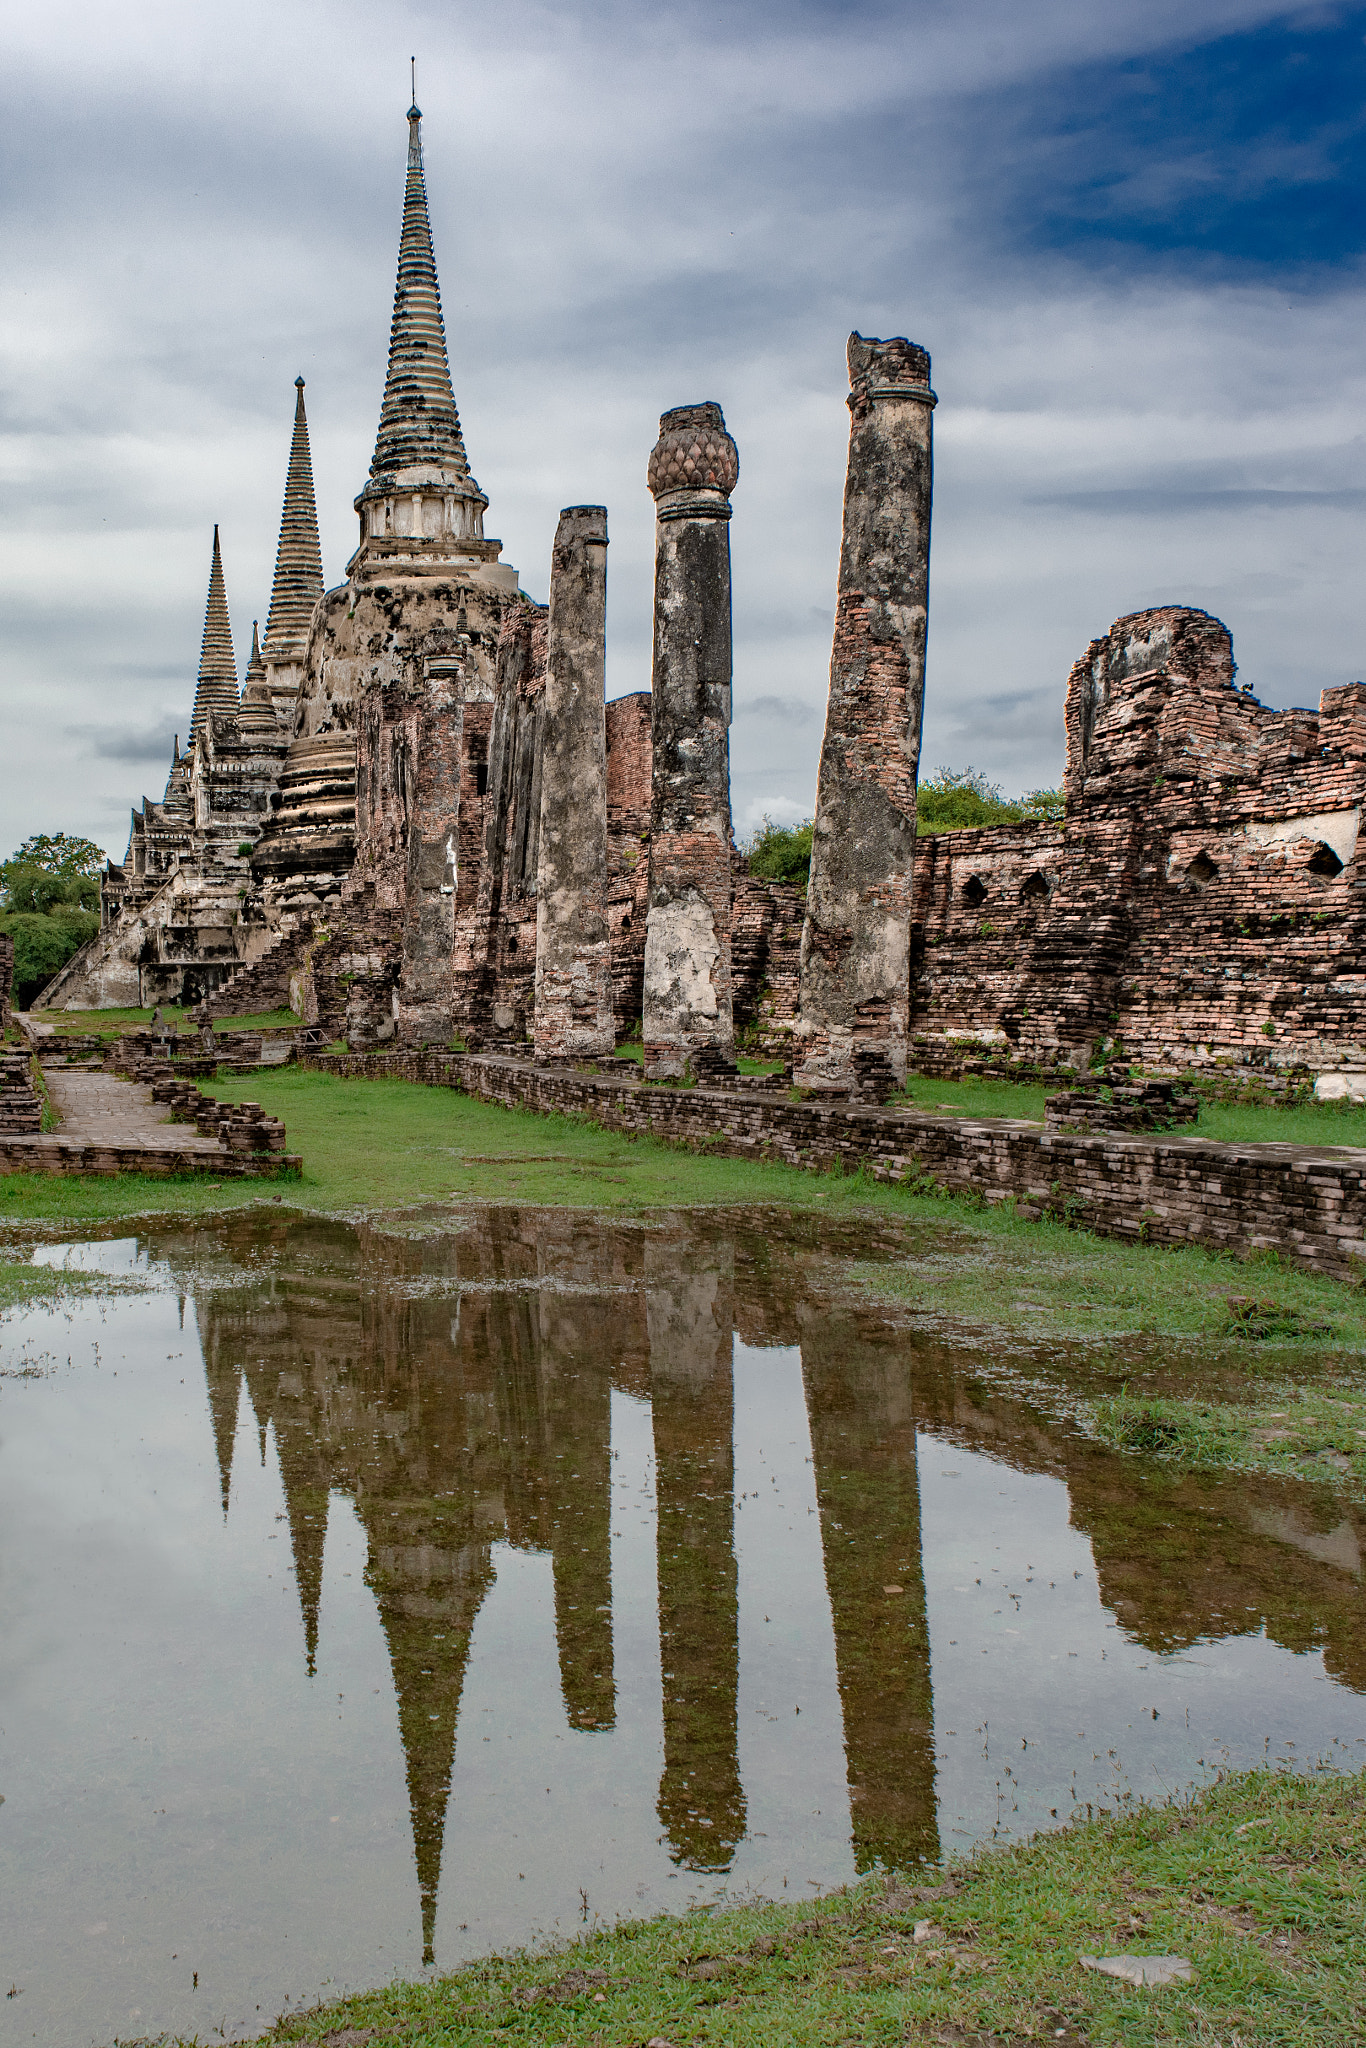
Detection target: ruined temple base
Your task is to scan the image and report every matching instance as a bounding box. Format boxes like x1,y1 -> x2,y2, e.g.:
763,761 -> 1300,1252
296,1049 -> 1366,1282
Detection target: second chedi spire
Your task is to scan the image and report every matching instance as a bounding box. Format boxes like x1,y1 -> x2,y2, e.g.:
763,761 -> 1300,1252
262,378 -> 324,664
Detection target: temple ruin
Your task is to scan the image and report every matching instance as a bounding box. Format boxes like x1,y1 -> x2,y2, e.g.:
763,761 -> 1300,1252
41,99 -> 1366,1092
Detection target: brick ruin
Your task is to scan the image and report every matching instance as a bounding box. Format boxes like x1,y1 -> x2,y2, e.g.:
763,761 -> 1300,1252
41,103 -> 1366,1092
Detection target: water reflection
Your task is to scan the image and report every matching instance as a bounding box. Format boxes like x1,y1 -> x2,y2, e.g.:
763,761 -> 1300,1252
3,1205 -> 1364,2046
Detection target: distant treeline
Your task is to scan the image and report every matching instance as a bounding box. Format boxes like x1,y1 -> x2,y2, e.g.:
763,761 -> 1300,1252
744,769 -> 1064,890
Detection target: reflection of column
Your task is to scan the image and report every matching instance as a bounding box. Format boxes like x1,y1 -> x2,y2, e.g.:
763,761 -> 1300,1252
801,1305 -> 937,1871
647,1241 -> 744,1868
538,1291 -> 616,1730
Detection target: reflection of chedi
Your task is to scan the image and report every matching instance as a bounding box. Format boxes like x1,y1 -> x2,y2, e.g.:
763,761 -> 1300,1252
174,1209 -> 944,1961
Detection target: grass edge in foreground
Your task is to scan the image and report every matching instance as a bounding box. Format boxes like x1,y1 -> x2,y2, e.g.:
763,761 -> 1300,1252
208,1765 -> 1364,2047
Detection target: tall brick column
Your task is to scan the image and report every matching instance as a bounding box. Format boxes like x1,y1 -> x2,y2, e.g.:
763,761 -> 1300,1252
796,334 -> 935,1093
534,506 -> 614,1058
642,403 -> 738,1079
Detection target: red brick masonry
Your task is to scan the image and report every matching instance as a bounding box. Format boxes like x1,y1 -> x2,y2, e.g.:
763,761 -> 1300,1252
301,1049 -> 1366,1282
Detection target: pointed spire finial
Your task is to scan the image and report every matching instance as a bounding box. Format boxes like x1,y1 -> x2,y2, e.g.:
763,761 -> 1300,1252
188,525 -> 239,742
410,54 -> 417,116
261,379 -> 324,664
366,100 -> 471,482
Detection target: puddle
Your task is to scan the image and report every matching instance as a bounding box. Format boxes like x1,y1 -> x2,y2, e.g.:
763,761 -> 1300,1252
1,1205 -> 1363,2045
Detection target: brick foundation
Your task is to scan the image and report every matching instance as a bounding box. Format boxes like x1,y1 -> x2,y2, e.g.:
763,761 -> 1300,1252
296,1049 -> 1366,1282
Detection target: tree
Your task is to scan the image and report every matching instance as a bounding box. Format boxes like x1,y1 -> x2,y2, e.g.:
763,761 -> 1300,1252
915,767 -> 1064,831
4,832 -> 106,878
744,816 -> 814,888
0,831 -> 106,1004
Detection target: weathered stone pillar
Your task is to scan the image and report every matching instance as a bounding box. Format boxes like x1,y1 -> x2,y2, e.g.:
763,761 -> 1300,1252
642,403 -> 738,1079
534,506 -> 613,1058
796,334 -> 935,1093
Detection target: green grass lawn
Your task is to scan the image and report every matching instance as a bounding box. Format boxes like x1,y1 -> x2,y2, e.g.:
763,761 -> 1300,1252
241,1765 -> 1366,2048
894,1069 -> 1366,1149
36,1004 -> 302,1037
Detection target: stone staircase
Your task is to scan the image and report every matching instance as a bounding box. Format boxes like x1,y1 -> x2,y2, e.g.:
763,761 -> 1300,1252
0,1049 -> 41,1134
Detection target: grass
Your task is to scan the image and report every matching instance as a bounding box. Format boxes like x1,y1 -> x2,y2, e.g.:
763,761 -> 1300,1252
190,1765 -> 1365,2048
894,1070 -> 1366,1149
1093,1383 -> 1366,1491
37,1004 -> 303,1037
611,1043 -> 782,1076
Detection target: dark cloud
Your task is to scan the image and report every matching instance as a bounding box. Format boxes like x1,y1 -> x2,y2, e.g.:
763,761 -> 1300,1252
73,722 -> 181,763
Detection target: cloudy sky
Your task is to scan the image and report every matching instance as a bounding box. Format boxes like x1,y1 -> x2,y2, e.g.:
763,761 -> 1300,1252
2,0 -> 1363,860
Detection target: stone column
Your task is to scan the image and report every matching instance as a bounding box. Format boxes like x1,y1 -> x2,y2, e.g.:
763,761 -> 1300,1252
642,403 -> 738,1079
534,506 -> 614,1058
796,334 -> 935,1093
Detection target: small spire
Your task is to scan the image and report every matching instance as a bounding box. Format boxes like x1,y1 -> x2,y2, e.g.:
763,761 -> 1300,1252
368,101 -> 471,481
245,620 -> 264,684
261,381 -> 324,662
188,526 -> 239,742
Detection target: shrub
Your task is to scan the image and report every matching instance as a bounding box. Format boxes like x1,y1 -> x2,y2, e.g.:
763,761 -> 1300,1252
916,766 -> 1064,831
744,816 -> 814,888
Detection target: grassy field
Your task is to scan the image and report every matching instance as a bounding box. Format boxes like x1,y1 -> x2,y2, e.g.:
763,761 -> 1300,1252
6,1066 -> 1366,1495
223,1766 -> 1366,2048
36,1005 -> 303,1038
895,1069 -> 1366,1148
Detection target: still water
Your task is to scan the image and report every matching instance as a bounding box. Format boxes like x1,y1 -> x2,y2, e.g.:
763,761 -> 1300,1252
2,1205 -> 1363,2045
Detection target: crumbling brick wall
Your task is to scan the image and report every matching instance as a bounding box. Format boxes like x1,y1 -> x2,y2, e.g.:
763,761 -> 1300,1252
909,607 -> 1366,1077
0,931 -> 12,1029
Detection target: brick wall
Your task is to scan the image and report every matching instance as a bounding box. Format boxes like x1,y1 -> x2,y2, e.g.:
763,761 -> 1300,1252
909,607 -> 1366,1078
297,1047 -> 1366,1282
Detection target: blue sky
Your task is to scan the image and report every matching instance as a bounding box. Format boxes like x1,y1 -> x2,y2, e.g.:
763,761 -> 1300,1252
1,0 -> 1363,854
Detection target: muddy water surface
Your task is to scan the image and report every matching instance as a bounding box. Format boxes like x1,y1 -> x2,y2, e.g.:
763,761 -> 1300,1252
1,1205 -> 1363,2046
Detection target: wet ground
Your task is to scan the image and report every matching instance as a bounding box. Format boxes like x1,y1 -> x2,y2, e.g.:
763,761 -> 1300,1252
2,1204 -> 1363,2046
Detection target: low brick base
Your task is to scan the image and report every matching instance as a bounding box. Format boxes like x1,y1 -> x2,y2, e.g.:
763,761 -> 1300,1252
0,1136 -> 302,1178
298,1049 -> 1366,1282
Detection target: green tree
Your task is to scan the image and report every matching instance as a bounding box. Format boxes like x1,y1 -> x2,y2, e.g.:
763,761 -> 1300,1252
0,832 -> 106,1005
915,766 -> 1064,831
744,816 -> 814,888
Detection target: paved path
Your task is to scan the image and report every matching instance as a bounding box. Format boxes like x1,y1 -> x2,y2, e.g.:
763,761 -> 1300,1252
41,1067 -> 223,1155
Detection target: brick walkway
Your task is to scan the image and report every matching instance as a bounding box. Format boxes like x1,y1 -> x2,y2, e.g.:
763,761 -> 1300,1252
40,1068 -> 224,1154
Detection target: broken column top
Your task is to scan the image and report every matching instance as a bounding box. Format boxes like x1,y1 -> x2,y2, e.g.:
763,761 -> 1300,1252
647,402 -> 739,508
846,332 -> 935,414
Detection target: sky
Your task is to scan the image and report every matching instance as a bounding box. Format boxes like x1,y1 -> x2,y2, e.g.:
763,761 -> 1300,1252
1,0 -> 1363,859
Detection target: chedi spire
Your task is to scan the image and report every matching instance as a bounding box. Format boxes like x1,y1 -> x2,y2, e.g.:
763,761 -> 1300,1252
188,526 -> 239,742
261,378 -> 323,663
369,101 -> 471,481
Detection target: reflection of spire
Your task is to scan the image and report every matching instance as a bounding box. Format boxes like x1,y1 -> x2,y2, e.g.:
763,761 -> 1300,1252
367,1523 -> 493,1964
203,1353 -> 242,1520
801,1307 -> 937,1871
277,1441 -> 330,1676
647,1243 -> 744,1870
189,526 -> 239,741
